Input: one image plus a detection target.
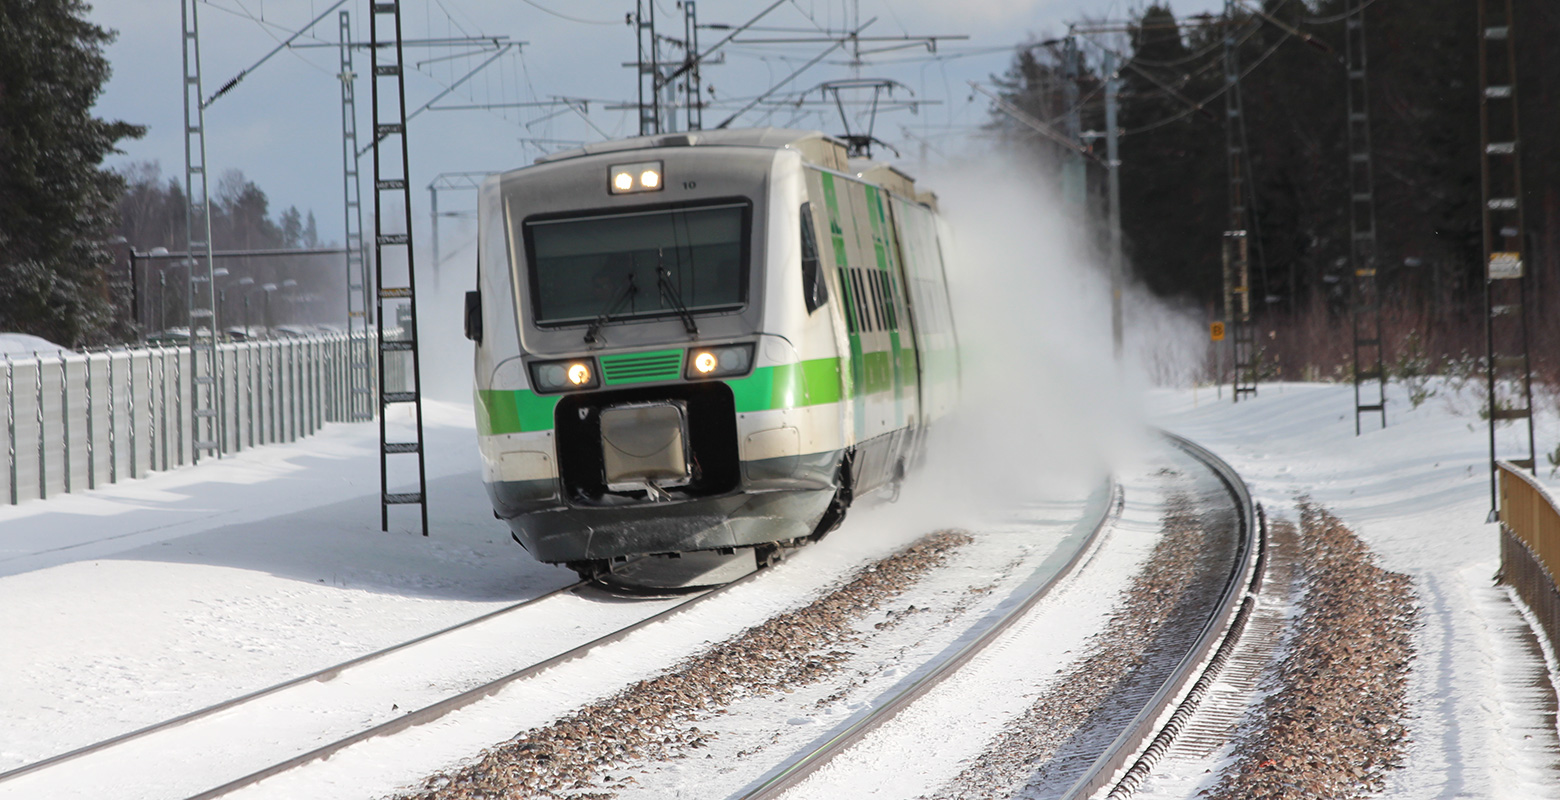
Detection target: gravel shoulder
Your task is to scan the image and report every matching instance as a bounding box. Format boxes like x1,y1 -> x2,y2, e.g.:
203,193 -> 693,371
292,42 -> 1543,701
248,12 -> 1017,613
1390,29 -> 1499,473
1199,501 -> 1419,800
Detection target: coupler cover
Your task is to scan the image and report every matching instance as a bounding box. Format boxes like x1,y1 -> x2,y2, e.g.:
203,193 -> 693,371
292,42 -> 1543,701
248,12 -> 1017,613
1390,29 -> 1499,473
600,401 -> 691,492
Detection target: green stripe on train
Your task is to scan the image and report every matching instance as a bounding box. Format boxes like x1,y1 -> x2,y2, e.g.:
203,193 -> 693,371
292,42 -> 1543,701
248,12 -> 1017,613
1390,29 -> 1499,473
477,389 -> 560,435
478,358 -> 850,435
728,358 -> 844,413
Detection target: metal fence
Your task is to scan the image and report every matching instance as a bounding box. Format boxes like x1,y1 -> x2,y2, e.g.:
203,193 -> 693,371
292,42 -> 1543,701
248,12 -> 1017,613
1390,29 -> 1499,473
4,333 -> 367,506
1498,460 -> 1560,654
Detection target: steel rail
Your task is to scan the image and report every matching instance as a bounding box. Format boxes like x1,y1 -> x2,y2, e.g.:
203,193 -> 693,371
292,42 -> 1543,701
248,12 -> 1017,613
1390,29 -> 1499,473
732,431 -> 1261,800
1067,431 -> 1264,800
732,476 -> 1125,800
183,564 -> 769,799
0,580 -> 588,785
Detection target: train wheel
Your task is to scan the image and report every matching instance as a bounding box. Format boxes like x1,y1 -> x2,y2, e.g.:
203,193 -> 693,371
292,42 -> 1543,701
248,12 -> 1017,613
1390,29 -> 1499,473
754,542 -> 785,568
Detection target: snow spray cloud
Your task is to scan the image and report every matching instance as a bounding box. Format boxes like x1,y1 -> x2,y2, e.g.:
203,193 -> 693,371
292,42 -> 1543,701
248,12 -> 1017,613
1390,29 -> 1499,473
413,212 -> 482,404
886,148 -> 1165,525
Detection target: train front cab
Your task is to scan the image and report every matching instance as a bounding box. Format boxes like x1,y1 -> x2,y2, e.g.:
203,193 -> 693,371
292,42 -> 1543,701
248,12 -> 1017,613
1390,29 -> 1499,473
468,131 -> 955,572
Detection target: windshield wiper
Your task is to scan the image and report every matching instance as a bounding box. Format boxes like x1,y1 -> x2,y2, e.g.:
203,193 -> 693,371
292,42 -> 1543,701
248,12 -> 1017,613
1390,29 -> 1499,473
656,249 -> 699,337
583,272 -> 639,345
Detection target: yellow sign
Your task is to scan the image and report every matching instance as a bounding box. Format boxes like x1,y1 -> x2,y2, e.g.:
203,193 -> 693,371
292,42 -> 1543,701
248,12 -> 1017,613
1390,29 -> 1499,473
1210,321 -> 1226,342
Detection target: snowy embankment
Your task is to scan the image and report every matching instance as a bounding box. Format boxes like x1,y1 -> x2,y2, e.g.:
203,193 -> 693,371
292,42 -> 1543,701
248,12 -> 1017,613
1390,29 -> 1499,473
1147,380 -> 1560,800
2,378 -> 1558,799
0,400 -> 578,773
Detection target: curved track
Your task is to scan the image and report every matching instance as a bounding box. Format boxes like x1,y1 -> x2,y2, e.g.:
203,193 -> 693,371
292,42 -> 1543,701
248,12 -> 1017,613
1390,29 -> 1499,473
1,433 -> 1257,800
733,431 -> 1262,800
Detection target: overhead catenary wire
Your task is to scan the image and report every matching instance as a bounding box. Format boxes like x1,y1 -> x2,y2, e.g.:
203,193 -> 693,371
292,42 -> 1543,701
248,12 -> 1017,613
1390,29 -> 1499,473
968,81 -> 1104,164
715,17 -> 878,129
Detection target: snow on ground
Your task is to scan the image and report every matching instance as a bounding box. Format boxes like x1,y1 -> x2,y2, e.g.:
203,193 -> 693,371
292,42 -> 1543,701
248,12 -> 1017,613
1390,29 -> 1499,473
1146,379 -> 1560,799
1,378 -> 1558,798
0,401 -> 578,772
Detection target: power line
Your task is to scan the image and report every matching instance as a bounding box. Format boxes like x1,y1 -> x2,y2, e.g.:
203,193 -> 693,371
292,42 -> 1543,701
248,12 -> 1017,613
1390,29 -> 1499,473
518,0 -> 620,26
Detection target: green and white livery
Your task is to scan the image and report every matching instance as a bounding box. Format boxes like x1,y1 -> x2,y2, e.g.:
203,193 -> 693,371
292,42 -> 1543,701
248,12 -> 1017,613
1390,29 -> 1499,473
464,128 -> 958,578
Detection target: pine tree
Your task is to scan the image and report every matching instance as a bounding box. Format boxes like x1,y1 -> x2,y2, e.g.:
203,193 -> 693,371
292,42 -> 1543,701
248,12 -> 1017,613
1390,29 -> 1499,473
0,0 -> 144,347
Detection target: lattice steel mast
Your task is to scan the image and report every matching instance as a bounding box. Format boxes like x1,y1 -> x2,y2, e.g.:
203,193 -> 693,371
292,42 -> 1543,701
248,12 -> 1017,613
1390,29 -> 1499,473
1223,1 -> 1257,401
339,10 -> 374,424
635,0 -> 660,135
1478,0 -> 1536,517
1345,0 -> 1385,432
181,0 -> 223,459
371,1 -> 429,535
682,2 -> 702,131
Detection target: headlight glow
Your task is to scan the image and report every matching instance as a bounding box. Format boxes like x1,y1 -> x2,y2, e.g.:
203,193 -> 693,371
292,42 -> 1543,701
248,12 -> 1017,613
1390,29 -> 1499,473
607,160 -> 665,194
685,344 -> 753,380
528,357 -> 600,393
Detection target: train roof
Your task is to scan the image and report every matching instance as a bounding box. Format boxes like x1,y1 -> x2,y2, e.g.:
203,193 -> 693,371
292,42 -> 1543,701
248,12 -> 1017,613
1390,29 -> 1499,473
533,127 -> 847,167
527,128 -> 929,203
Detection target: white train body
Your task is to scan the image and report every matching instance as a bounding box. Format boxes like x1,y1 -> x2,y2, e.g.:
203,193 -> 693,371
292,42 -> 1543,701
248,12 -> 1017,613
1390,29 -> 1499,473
465,128 -> 958,572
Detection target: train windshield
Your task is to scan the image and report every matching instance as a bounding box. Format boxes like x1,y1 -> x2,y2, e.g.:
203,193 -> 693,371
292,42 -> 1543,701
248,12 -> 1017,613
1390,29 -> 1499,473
523,201 -> 750,326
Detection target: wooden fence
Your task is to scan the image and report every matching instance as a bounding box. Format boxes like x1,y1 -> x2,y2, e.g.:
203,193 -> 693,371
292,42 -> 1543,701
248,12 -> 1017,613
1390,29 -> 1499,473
1499,461 -> 1560,652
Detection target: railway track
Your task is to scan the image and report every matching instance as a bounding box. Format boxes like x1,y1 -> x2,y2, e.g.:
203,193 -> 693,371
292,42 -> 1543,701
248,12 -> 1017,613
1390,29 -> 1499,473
733,431 -> 1262,800
0,569 -> 753,800
2,433 -> 1253,800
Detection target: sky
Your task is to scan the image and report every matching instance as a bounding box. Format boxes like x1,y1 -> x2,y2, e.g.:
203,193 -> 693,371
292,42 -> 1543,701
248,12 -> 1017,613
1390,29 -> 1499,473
85,0 -> 1225,250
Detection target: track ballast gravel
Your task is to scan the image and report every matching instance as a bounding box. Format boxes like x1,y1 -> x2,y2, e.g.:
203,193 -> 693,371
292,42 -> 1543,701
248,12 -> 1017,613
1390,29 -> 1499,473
1202,501 -> 1419,800
397,531 -> 972,800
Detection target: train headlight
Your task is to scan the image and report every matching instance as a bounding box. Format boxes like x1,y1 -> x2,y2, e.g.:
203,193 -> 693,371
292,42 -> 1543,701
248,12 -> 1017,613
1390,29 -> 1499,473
528,357 -> 600,393
608,160 -> 665,194
685,344 -> 753,380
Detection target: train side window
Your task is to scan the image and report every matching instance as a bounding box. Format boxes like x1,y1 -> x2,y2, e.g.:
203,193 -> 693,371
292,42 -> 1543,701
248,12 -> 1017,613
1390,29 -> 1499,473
836,268 -> 861,330
853,270 -> 875,331
870,271 -> 888,331
800,203 -> 828,314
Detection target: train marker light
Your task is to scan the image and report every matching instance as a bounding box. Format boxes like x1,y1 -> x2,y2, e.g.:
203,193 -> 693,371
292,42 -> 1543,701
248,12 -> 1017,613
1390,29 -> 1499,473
568,363 -> 592,385
685,344 -> 753,380
608,160 -> 664,194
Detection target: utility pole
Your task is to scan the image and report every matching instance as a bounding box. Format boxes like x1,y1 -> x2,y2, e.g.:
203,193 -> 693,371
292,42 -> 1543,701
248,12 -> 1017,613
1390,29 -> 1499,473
1478,0 -> 1536,519
1223,1 -> 1257,402
1345,0 -> 1385,433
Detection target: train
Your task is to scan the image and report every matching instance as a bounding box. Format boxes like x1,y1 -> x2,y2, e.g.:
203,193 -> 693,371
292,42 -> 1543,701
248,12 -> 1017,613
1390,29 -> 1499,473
463,127 -> 959,582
